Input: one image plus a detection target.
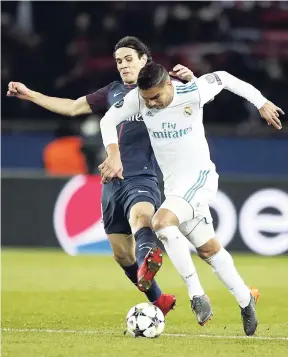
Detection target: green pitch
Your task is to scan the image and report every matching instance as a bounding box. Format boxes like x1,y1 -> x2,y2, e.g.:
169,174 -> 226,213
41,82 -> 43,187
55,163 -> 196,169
2,249 -> 288,357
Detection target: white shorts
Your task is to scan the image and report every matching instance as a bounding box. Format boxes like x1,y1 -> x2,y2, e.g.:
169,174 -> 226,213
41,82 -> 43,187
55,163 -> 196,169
159,169 -> 218,248
160,169 -> 219,223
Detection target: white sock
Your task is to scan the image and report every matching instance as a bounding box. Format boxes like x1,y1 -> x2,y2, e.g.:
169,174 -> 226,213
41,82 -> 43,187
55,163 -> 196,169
156,226 -> 205,300
205,248 -> 250,308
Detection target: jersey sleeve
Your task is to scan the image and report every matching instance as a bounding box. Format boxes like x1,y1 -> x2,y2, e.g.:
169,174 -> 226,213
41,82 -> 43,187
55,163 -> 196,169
86,84 -> 110,112
196,71 -> 267,109
100,89 -> 140,149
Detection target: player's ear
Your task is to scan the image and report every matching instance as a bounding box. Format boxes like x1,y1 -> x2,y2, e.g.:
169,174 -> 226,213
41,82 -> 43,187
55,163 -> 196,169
140,54 -> 148,67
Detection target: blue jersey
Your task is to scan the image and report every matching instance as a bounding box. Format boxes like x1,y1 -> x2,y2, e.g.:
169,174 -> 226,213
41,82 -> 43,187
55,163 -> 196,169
86,82 -> 158,179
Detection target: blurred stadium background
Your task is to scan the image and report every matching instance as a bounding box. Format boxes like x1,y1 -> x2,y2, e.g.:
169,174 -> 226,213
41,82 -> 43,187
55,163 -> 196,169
2,0 -> 288,254
2,2 -> 288,356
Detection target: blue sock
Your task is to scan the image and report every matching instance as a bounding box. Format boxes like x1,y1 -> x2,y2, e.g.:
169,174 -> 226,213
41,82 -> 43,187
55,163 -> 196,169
145,276 -> 162,302
134,227 -> 157,266
134,227 -> 162,302
122,262 -> 138,288
121,261 -> 162,302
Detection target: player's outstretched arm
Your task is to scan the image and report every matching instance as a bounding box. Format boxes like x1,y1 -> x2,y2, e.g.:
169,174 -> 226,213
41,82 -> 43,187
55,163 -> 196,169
99,89 -> 140,183
196,71 -> 284,130
258,101 -> 284,129
7,81 -> 92,117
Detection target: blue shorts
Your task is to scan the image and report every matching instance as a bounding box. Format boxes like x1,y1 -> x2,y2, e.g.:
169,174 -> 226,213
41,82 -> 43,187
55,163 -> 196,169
101,176 -> 161,235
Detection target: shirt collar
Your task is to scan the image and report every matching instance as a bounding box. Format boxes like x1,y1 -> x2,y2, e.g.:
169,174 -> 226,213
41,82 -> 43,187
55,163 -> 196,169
123,82 -> 137,89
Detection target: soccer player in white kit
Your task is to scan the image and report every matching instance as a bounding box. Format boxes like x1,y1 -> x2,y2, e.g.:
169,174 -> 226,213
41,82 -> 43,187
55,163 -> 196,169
99,62 -> 284,336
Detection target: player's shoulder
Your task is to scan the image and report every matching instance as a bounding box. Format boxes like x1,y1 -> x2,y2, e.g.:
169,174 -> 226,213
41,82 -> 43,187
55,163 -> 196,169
172,80 -> 199,105
88,81 -> 121,96
109,81 -> 139,96
174,79 -> 198,95
106,80 -> 122,91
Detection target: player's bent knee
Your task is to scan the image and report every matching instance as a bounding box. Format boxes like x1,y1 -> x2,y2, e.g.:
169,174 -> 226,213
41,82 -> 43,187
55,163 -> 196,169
152,218 -> 170,232
129,202 -> 155,232
129,213 -> 153,232
179,206 -> 216,253
197,238 -> 221,260
152,208 -> 180,232
152,218 -> 175,232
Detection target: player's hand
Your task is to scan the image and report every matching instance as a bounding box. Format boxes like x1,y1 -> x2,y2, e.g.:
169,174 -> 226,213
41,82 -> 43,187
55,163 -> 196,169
7,81 -> 32,100
98,155 -> 124,184
169,64 -> 194,82
259,101 -> 284,130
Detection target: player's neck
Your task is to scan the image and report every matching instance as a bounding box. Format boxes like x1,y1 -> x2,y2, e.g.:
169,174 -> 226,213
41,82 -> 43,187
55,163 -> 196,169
124,81 -> 137,88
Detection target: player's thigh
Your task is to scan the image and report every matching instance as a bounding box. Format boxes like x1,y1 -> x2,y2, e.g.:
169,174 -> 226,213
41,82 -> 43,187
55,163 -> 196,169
157,170 -> 218,229
152,196 -> 194,231
123,178 -> 161,232
107,233 -> 135,264
102,183 -> 132,236
179,205 -> 215,248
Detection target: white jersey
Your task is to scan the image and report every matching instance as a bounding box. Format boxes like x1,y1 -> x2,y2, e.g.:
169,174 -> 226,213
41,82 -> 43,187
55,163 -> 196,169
139,80 -> 212,189
100,71 -> 267,199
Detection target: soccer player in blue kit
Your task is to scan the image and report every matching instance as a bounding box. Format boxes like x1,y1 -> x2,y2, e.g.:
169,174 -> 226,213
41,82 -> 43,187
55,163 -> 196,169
7,36 -> 195,316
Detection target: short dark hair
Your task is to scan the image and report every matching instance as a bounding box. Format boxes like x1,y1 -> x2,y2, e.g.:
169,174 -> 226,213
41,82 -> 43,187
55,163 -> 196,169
137,62 -> 169,90
114,36 -> 152,63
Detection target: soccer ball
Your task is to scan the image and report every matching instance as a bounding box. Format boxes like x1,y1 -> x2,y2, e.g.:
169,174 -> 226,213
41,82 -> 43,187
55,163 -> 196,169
125,302 -> 165,338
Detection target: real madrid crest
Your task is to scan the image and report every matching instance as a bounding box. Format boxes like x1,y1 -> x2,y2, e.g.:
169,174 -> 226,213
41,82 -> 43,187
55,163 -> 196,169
184,106 -> 192,116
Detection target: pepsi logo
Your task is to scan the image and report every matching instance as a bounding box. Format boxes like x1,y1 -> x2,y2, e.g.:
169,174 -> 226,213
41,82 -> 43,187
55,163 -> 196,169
53,175 -> 110,255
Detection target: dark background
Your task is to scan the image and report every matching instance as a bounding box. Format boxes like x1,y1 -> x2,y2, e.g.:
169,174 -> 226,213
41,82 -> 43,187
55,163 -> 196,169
1,1 -> 288,254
